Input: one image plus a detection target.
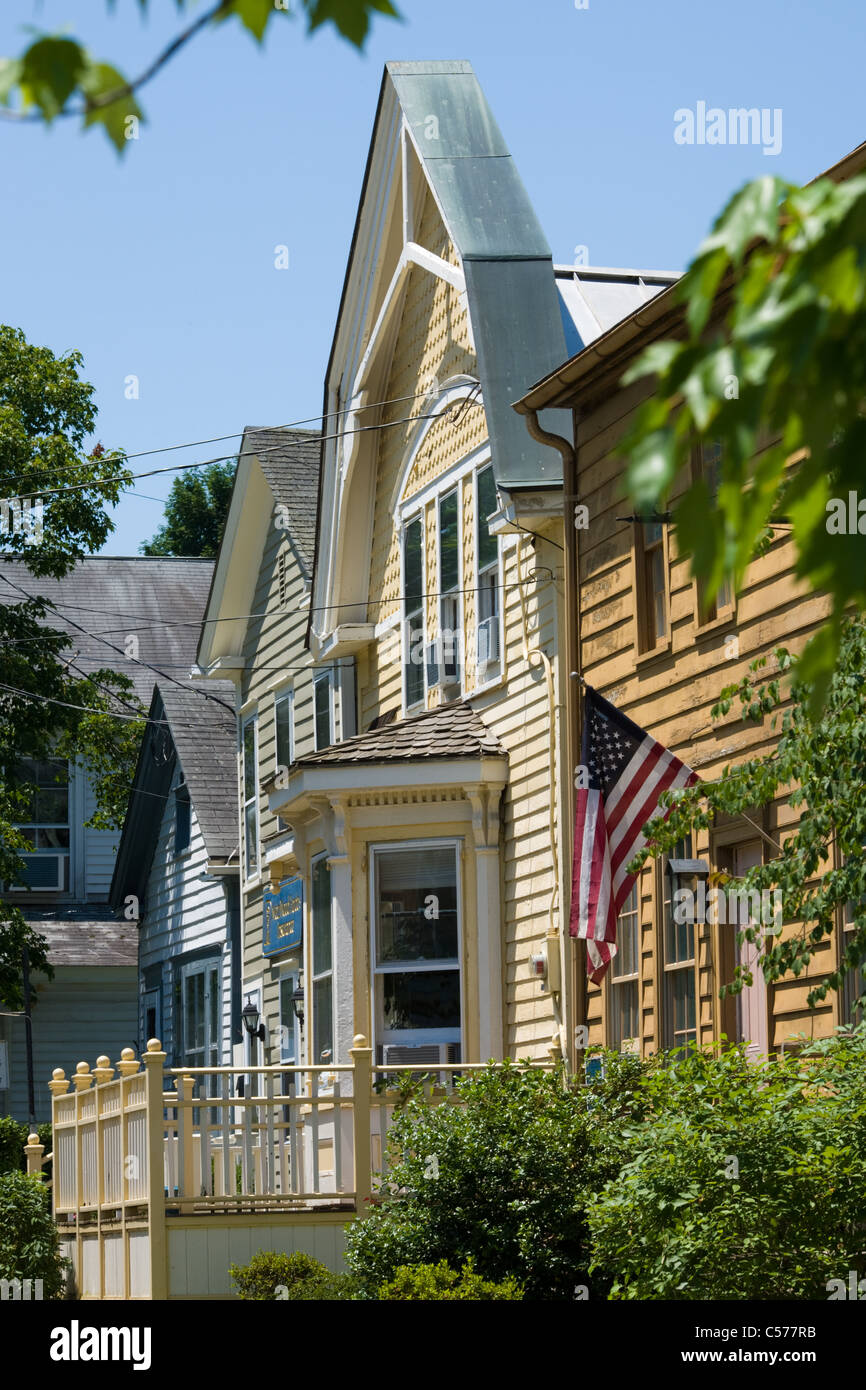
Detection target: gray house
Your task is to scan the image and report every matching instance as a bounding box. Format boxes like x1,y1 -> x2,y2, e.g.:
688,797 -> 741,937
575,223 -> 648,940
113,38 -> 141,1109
0,556 -> 215,1121
109,682 -> 239,1072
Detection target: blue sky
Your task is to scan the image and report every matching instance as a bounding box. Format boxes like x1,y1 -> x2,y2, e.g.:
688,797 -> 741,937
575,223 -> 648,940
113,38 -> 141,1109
2,0 -> 863,554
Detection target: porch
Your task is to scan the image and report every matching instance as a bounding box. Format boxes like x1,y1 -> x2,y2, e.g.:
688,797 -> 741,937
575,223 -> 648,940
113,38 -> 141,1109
27,1036 -> 554,1299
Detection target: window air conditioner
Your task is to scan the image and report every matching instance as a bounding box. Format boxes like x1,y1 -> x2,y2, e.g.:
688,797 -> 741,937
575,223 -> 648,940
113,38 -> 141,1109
476,616 -> 499,675
382,1043 -> 460,1068
19,853 -> 66,892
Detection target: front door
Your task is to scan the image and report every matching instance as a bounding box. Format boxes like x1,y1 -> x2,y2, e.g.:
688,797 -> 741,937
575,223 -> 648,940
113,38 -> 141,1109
733,842 -> 768,1060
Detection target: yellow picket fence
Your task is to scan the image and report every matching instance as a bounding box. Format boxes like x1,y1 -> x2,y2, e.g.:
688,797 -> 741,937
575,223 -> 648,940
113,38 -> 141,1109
26,1037 -> 555,1299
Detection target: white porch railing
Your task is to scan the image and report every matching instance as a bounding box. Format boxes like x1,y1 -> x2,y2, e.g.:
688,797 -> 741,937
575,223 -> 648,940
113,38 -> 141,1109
27,1036 -> 556,1298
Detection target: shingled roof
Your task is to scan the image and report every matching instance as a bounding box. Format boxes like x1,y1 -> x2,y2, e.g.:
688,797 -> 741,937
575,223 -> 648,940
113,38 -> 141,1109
242,427 -> 321,577
293,700 -> 506,767
0,555 -> 215,705
22,910 -> 137,968
157,684 -> 237,861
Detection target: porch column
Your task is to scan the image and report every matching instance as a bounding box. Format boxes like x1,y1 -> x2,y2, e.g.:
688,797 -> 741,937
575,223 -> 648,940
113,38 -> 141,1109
470,786 -> 504,1061
328,798 -> 354,1069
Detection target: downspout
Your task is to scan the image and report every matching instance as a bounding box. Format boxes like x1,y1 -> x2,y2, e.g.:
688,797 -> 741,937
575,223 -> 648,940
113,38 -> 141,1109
519,408 -> 584,1072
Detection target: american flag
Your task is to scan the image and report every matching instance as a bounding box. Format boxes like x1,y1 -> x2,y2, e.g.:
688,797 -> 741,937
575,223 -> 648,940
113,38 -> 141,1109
570,686 -> 698,984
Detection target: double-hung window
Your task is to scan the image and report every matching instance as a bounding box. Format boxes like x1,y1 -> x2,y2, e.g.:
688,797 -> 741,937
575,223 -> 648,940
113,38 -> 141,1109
609,883 -> 639,1051
662,838 -> 698,1050
403,517 -> 425,708
636,519 -> 668,652
438,490 -> 461,690
275,688 -> 293,771
475,464 -> 500,680
372,843 -> 461,1063
311,856 -> 333,1064
314,670 -> 333,751
695,441 -> 734,621
241,716 -> 259,880
13,757 -> 70,892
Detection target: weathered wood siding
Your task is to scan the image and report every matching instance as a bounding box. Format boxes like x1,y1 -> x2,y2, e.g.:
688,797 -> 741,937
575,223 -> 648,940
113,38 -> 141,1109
574,366 -> 839,1052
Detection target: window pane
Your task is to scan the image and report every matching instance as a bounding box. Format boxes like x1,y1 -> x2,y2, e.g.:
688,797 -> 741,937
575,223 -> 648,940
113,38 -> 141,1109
612,884 -> 639,978
439,491 -> 459,593
405,613 -> 425,706
383,969 -> 460,1031
404,518 -> 423,611
312,858 -> 332,975
440,594 -> 461,684
669,969 -> 696,1041
243,722 -> 256,800
314,673 -> 331,749
208,966 -> 219,1066
479,569 -> 498,623
376,847 -> 458,963
476,466 -> 498,572
610,980 -> 638,1049
313,977 -> 333,1063
244,803 -> 258,876
275,695 -> 292,768
650,547 -> 667,639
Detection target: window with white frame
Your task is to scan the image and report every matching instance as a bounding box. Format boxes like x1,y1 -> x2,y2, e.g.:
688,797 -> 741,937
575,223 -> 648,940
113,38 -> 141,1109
311,856 -> 333,1064
179,957 -> 220,1078
241,716 -> 259,880
609,883 -> 639,1050
372,843 -> 461,1063
12,757 -> 70,892
403,516 -> 425,708
437,490 -> 461,691
662,836 -> 698,1050
313,670 -> 334,751
475,464 -> 500,680
275,688 -> 293,770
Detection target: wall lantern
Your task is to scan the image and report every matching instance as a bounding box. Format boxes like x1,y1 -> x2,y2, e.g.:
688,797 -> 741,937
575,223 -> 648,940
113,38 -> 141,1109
291,973 -> 305,1026
241,996 -> 266,1043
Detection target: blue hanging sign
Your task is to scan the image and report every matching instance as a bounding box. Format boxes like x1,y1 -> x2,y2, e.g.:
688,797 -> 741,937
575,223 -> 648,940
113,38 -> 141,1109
263,876 -> 303,956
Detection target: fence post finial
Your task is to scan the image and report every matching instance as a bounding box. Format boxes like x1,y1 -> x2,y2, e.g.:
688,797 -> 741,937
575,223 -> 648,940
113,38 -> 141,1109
93,1055 -> 114,1085
24,1133 -> 45,1178
48,1068 -> 70,1097
116,1047 -> 140,1078
72,1062 -> 92,1093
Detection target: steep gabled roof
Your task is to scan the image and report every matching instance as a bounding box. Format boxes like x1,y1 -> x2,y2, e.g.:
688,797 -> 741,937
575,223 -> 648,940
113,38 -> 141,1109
291,699 -> 506,767
0,555 -> 215,705
243,427 -> 321,578
109,681 -> 237,911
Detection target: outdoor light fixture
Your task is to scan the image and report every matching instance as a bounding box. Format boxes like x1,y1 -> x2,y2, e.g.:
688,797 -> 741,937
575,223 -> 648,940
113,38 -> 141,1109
291,975 -> 305,1026
241,997 -> 266,1042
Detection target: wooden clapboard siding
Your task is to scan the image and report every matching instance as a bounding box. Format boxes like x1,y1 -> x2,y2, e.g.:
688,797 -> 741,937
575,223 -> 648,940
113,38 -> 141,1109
82,773 -> 121,900
139,762 -> 231,1065
574,354 -> 838,1054
239,485 -> 314,1045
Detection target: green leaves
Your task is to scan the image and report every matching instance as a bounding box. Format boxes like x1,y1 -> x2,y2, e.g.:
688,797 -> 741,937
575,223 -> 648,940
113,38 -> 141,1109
621,169 -> 866,697
0,2 -> 401,151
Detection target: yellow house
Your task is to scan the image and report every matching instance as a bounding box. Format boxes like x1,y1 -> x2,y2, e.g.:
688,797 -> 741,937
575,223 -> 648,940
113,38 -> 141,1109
257,61 -> 675,1070
513,137 -> 866,1064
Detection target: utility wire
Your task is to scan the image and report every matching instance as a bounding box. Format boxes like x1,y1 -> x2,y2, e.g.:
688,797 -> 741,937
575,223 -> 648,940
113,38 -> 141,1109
0,386 -> 474,491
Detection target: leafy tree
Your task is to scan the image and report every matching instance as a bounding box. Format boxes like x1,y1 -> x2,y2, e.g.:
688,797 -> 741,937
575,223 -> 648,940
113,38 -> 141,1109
345,1062 -> 620,1300
0,1 -> 401,151
628,616 -> 866,1015
588,1031 -> 866,1300
0,324 -> 142,1008
622,171 -> 866,707
377,1259 -> 523,1300
140,458 -> 236,558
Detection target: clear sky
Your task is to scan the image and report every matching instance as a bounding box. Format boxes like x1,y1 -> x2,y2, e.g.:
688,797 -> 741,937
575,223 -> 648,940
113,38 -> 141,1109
2,0 -> 863,554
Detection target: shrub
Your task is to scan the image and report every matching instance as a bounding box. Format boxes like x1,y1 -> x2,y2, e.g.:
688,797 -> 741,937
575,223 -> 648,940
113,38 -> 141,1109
588,1031 -> 866,1300
229,1249 -> 358,1301
0,1171 -> 67,1297
346,1061 -> 618,1300
378,1259 -> 523,1300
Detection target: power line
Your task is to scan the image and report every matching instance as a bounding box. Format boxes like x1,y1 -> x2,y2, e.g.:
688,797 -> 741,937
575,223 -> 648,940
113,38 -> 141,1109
0,386 -> 468,491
